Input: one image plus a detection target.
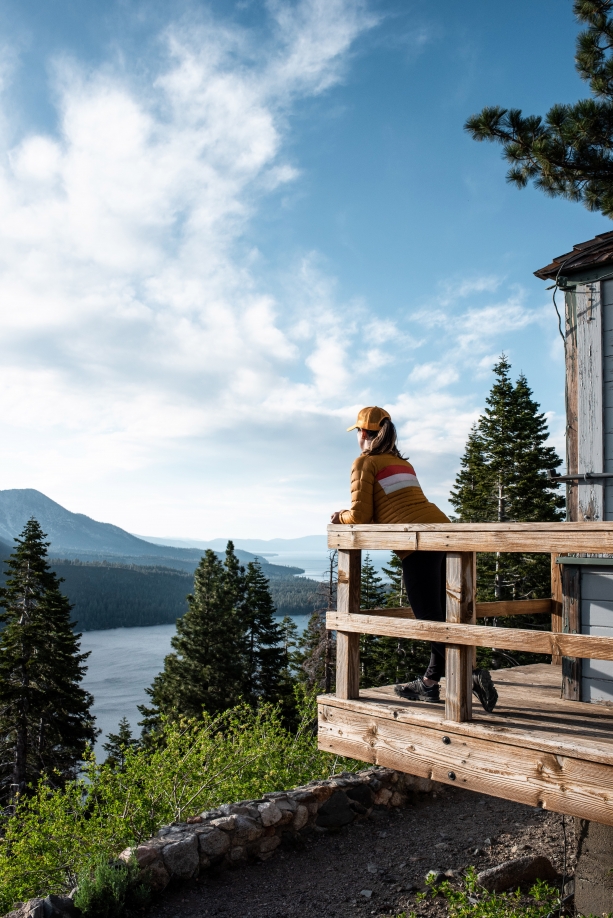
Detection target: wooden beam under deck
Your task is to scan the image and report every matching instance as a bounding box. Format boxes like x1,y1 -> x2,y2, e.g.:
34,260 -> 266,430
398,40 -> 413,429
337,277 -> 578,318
318,664 -> 613,825
328,522 -> 613,554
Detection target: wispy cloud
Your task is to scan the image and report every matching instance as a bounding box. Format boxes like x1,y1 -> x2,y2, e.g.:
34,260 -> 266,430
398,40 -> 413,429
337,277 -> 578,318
0,4 -> 563,537
0,2 -> 377,474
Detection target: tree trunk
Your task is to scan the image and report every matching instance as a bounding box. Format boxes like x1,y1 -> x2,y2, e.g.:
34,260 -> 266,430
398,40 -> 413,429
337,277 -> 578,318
13,701 -> 27,800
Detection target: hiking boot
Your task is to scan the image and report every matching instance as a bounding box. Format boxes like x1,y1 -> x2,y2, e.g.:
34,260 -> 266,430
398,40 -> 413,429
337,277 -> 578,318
472,668 -> 498,713
394,677 -> 440,703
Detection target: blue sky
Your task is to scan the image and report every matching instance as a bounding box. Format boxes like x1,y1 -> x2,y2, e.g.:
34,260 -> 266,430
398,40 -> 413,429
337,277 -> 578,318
0,0 -> 607,539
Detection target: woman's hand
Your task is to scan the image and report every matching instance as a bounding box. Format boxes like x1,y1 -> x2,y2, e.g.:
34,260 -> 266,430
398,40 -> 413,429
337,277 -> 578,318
330,511 -> 342,524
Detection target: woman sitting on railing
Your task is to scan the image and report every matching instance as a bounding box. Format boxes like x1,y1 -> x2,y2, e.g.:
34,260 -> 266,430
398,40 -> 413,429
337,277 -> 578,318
331,406 -> 498,713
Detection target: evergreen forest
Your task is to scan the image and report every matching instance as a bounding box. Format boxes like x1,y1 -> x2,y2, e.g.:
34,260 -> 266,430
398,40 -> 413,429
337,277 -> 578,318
0,556 -> 321,631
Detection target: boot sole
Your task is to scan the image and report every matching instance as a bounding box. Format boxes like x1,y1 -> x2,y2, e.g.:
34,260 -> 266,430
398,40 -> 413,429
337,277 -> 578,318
472,670 -> 498,713
394,685 -> 440,703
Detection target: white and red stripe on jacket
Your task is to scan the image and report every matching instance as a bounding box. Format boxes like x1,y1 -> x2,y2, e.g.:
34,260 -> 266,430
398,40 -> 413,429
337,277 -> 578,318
375,463 -> 420,495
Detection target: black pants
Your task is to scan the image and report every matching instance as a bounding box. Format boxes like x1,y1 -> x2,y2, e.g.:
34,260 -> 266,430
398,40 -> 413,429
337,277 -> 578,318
401,551 -> 446,682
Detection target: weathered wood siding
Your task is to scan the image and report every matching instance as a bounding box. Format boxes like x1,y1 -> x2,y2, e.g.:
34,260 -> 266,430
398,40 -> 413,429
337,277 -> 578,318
582,567 -> 613,701
577,282 -> 604,520
576,278 -> 613,701
603,278 -> 613,520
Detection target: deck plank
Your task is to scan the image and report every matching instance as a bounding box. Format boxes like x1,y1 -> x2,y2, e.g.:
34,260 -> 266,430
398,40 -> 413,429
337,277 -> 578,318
318,664 -> 613,766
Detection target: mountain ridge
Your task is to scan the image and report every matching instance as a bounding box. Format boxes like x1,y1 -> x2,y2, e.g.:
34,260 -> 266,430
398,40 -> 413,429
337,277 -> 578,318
133,534 -> 327,552
0,490 -> 302,575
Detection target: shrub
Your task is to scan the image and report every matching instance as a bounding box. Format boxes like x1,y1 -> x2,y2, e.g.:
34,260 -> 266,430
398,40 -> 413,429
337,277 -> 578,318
73,857 -> 150,918
410,867 -> 561,918
0,694 -> 361,912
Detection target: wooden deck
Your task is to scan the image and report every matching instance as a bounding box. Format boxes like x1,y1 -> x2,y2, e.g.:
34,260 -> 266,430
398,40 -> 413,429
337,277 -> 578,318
318,664 -> 613,825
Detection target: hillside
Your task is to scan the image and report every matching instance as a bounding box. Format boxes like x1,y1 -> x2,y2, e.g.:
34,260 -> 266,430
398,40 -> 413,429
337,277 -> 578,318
0,489 -> 305,575
48,561 -> 321,630
0,492 -> 322,630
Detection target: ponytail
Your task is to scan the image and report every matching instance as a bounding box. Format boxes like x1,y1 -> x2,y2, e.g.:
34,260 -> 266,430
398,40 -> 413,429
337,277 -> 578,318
363,418 -> 406,459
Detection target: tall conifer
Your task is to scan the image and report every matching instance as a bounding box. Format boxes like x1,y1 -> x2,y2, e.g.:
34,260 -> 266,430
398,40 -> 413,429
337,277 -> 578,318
243,559 -> 285,704
140,549 -> 247,728
382,554 -> 406,608
0,519 -> 96,802
450,357 -> 564,664
102,717 -> 139,771
359,554 -> 387,687
296,552 -> 338,692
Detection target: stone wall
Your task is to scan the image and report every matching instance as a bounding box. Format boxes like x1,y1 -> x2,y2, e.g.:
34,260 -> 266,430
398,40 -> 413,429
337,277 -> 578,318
5,767 -> 437,918
120,767 -> 436,892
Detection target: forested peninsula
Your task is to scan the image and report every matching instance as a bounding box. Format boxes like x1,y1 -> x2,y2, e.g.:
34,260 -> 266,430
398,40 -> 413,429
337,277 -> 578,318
46,559 -> 320,631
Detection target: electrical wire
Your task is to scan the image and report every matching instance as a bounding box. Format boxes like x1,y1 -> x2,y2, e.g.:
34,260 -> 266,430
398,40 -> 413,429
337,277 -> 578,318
549,258 -> 613,345
552,283 -> 565,343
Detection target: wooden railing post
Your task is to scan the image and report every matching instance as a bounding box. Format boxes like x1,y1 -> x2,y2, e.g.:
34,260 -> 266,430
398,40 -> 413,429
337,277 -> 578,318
445,552 -> 475,722
551,554 -> 563,665
335,549 -> 361,699
562,563 -> 582,700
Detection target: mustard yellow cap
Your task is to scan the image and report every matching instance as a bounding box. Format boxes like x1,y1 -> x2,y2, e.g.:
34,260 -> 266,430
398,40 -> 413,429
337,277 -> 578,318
347,406 -> 391,432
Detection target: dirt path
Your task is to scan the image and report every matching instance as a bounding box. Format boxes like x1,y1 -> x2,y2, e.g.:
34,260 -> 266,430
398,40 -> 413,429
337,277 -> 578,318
147,786 -> 573,918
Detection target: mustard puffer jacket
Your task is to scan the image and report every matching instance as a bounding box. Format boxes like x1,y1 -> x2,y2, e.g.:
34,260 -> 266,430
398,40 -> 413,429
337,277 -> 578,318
339,453 -> 448,557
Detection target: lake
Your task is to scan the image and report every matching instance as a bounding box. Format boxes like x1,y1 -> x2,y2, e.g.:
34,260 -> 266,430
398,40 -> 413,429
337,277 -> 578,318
261,549 -> 392,580
80,614 -> 310,754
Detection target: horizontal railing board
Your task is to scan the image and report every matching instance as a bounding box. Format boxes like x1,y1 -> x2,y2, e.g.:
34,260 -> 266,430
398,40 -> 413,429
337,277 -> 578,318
476,599 -> 552,618
327,523 -> 613,554
365,599 -> 552,620
327,610 -> 613,660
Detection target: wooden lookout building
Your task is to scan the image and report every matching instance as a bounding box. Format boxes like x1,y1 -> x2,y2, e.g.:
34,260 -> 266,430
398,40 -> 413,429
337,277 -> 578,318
317,232 -> 613,839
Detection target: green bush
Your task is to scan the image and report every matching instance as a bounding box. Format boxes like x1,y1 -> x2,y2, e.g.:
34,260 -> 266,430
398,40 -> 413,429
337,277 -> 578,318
73,857 -> 150,918
406,867 -> 561,918
0,695 -> 361,912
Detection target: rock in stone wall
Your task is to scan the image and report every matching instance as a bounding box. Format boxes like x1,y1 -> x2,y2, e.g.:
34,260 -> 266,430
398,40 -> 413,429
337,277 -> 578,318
119,767 -> 435,891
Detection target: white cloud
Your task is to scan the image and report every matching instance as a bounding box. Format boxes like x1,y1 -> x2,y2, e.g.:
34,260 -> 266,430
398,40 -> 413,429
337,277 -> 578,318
0,5 -> 563,537
0,3 -> 376,458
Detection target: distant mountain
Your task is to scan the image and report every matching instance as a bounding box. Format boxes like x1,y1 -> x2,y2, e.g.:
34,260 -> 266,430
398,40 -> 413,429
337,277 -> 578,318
134,534 -> 328,552
0,490 -> 303,577
0,490 -> 323,628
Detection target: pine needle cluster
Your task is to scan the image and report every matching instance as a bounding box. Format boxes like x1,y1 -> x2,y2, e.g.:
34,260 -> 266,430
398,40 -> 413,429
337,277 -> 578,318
465,1 -> 613,218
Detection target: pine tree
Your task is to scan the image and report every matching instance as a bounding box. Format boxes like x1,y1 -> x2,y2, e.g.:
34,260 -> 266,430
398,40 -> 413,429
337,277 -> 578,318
223,541 -> 247,620
379,553 -> 432,685
450,357 -> 564,665
382,553 -> 406,608
0,519 -> 97,802
279,615 -> 301,676
243,559 -> 285,704
102,717 -> 139,771
140,548 -> 248,728
297,552 -> 337,692
359,554 -> 387,687
274,616 -> 302,728
465,1 -> 613,219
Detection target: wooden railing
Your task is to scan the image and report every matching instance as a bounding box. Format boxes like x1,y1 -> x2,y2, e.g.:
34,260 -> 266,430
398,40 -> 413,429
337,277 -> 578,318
327,522 -> 613,722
